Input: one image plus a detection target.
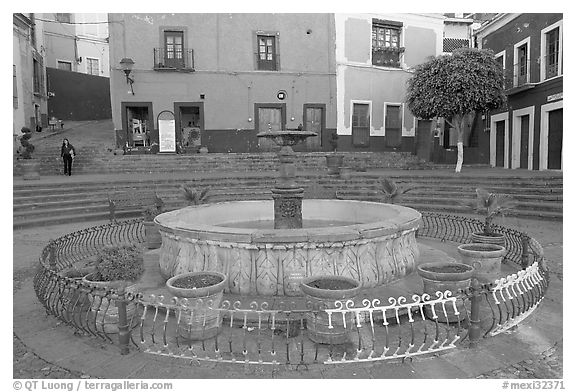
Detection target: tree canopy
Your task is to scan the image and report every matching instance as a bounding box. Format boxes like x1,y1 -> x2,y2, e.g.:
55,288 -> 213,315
406,48 -> 506,120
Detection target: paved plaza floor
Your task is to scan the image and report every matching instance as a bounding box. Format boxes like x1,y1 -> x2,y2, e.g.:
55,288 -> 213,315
11,168 -> 565,382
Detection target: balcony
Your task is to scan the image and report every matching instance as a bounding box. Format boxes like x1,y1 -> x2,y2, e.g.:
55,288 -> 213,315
443,38 -> 470,53
372,47 -> 404,68
153,48 -> 194,72
503,60 -> 537,95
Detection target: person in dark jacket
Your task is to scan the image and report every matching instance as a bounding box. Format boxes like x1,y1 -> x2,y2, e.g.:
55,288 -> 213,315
61,138 -> 75,176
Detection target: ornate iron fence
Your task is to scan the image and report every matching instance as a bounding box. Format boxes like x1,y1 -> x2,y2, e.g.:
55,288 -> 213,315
33,213 -> 549,365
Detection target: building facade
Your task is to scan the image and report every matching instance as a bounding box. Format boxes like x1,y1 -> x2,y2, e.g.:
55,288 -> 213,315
13,13 -> 48,141
334,14 -> 444,153
475,13 -> 563,170
108,13 -> 336,152
43,13 -> 109,77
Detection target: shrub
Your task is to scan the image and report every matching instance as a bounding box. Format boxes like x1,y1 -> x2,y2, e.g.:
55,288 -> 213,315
181,185 -> 210,205
95,244 -> 144,282
18,127 -> 35,159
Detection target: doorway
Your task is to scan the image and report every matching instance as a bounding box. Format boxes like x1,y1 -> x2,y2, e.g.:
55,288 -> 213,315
547,108 -> 563,170
255,103 -> 285,152
175,102 -> 204,151
415,119 -> 433,161
519,115 -> 529,169
121,102 -> 153,147
303,104 -> 324,150
351,102 -> 370,147
495,120 -> 505,167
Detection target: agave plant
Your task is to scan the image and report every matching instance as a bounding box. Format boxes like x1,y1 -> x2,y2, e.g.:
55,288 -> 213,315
380,178 -> 417,204
181,185 -> 210,205
462,188 -> 516,234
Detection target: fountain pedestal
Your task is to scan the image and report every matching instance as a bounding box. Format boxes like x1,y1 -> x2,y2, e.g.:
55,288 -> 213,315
256,131 -> 317,229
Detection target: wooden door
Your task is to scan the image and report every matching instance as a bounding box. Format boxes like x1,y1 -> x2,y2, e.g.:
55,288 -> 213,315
165,31 -> 184,68
352,103 -> 370,147
304,107 -> 322,150
495,121 -> 505,167
519,115 -> 529,168
385,105 -> 402,147
415,120 -> 433,161
548,109 -> 563,169
258,107 -> 282,151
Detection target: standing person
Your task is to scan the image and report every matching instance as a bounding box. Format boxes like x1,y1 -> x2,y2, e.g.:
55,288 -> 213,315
61,138 -> 75,176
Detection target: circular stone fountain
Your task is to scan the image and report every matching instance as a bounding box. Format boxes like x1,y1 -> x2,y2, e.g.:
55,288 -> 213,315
155,130 -> 421,296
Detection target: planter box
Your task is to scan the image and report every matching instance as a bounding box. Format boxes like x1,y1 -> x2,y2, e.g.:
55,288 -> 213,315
417,262 -> 474,323
166,271 -> 227,341
457,243 -> 507,283
300,275 -> 361,344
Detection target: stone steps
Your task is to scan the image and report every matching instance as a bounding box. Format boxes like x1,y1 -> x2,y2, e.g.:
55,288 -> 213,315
13,172 -> 562,228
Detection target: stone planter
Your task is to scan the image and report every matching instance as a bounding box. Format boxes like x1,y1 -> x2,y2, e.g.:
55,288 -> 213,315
143,221 -> 162,249
417,262 -> 475,323
300,275 -> 361,344
325,154 -> 344,175
471,232 -> 506,247
166,271 -> 227,340
457,243 -> 507,283
20,159 -> 40,180
82,273 -> 138,334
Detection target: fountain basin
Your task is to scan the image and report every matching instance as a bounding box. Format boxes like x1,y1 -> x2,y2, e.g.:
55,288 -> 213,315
156,200 -> 421,296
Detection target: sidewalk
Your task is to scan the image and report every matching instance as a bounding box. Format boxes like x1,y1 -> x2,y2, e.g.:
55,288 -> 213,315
13,213 -> 563,379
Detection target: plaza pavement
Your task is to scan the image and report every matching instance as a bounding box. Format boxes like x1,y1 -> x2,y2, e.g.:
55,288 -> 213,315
12,169 -> 564,380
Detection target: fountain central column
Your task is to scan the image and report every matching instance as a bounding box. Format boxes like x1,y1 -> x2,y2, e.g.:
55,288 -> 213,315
256,130 -> 317,229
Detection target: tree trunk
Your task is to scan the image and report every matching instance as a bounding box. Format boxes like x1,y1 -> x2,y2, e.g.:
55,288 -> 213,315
455,116 -> 464,173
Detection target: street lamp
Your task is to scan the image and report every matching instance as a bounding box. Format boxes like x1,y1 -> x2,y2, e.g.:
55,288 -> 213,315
119,58 -> 135,95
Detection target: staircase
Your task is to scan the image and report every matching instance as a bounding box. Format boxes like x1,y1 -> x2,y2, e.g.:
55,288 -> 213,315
13,172 -> 563,229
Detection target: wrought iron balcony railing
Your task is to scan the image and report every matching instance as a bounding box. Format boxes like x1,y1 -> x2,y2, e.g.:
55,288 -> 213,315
153,48 -> 194,72
443,38 -> 470,53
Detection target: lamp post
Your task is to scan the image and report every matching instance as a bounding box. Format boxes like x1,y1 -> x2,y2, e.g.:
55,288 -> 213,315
119,58 -> 135,95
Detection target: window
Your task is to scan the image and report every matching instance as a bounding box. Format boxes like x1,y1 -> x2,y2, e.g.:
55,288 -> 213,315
55,13 -> 71,23
257,34 -> 277,71
57,61 -> 72,71
545,27 -> 560,79
385,104 -> 403,147
516,43 -> 528,85
33,58 -> 43,94
86,58 -> 100,75
164,30 -> 184,68
372,19 -> 403,68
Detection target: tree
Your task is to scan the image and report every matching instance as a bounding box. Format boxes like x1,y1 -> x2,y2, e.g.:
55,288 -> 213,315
406,48 -> 506,172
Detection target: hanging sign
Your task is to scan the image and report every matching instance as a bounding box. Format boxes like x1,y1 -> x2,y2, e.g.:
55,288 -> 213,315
157,110 -> 176,153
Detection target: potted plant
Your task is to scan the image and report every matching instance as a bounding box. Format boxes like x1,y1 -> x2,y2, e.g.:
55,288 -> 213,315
16,127 -> 40,180
417,261 -> 475,323
325,133 -> 343,175
300,275 -> 361,344
180,185 -> 210,205
380,178 -> 418,204
457,242 -> 507,283
461,188 -> 516,246
82,244 -> 144,333
142,196 -> 164,249
166,271 -> 228,340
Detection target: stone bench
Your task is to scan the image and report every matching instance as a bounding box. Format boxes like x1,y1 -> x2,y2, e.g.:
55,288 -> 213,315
108,190 -> 163,222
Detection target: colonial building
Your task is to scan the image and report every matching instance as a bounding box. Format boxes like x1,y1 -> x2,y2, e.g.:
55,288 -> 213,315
475,13 -> 563,170
42,13 -> 112,121
108,13 -> 336,152
334,14 -> 444,154
13,13 -> 48,141
43,13 -> 109,77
